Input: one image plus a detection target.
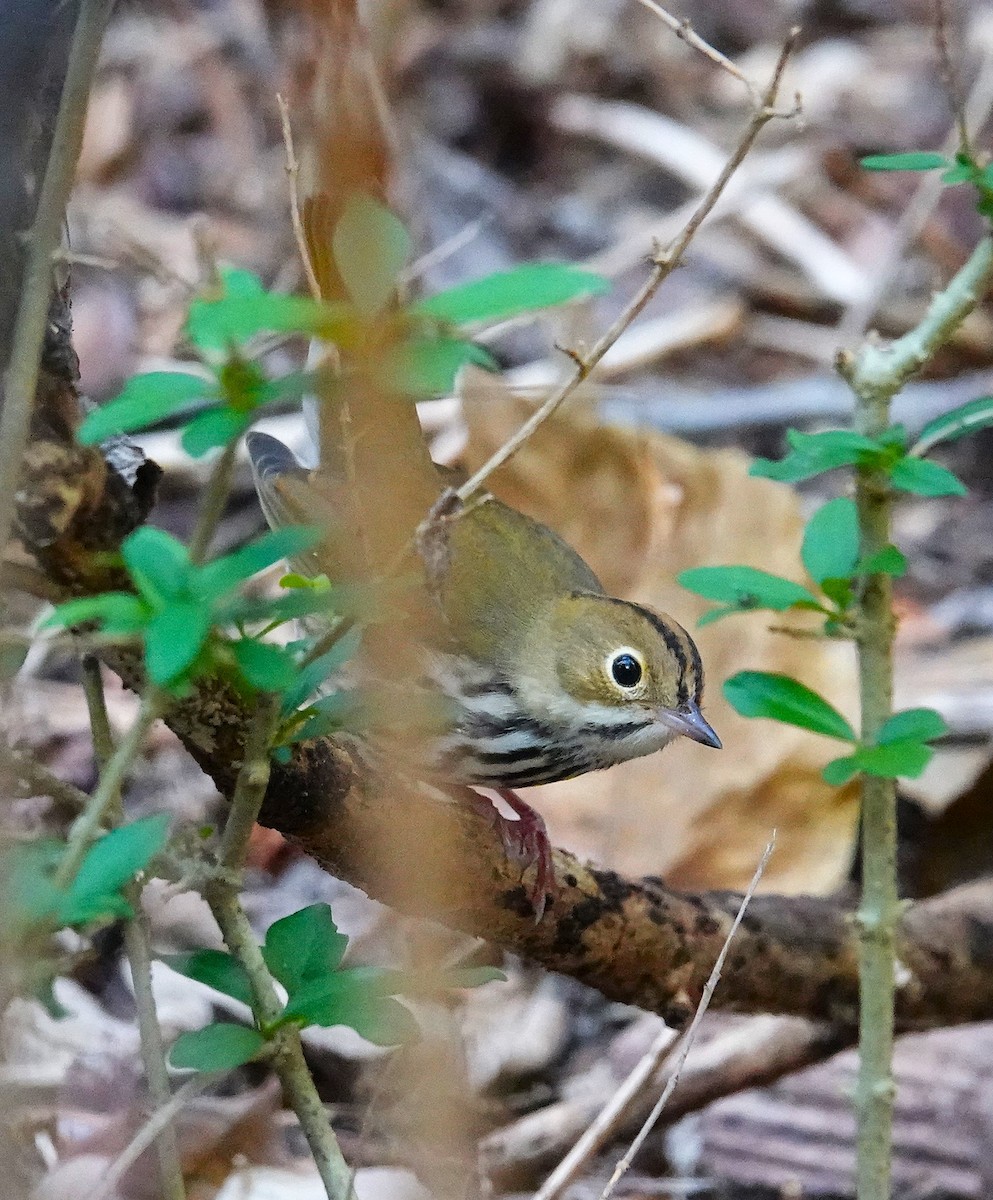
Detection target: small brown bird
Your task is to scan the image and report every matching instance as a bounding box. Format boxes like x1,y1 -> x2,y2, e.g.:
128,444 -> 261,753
248,430 -> 719,907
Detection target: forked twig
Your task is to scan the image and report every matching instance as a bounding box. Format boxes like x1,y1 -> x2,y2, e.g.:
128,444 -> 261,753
532,1026 -> 678,1200
453,27 -> 801,505
596,836 -> 776,1200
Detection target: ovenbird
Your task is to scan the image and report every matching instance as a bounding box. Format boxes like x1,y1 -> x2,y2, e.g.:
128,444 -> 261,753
247,430 -> 720,791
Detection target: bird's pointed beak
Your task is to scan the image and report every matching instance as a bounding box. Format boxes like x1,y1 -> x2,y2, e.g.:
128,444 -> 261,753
659,700 -> 722,749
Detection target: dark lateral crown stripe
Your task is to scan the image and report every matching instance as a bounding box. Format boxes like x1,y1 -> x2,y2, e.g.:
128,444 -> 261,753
591,594 -> 694,703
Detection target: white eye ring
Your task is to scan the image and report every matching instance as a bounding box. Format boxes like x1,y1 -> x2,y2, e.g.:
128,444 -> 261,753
606,647 -> 645,691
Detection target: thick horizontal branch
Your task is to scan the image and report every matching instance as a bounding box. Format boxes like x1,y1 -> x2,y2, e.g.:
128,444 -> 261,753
62,641 -> 993,1032
259,740 -> 993,1031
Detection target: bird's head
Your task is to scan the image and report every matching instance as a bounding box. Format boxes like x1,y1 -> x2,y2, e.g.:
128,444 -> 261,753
515,591 -> 721,760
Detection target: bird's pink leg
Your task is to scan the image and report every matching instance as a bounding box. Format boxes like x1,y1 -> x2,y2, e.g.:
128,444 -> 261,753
463,787 -> 555,921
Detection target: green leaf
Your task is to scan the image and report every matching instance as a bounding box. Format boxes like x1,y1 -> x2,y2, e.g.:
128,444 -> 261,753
861,545 -> 907,577
162,950 -> 254,1006
281,967 -> 416,1045
332,194 -> 412,317
339,994 -> 419,1045
820,577 -> 854,609
678,565 -> 820,617
844,740 -> 934,781
384,337 -> 497,398
195,527 -> 323,600
229,640 -> 297,693
190,294 -> 347,350
287,690 -> 360,742
78,373 -> 214,445
822,755 -> 860,786
889,456 -> 966,496
58,814 -> 170,926
44,593 -> 149,634
279,626 -> 361,714
181,408 -> 250,458
186,267 -> 350,351
860,152 -> 948,171
145,600 -> 213,686
262,904 -> 348,994
122,528 -> 191,603
415,263 -> 610,325
877,707 -> 947,744
750,429 -> 888,483
913,396 -> 993,453
801,497 -> 860,585
169,1023 -> 266,1071
942,155 -> 978,184
4,840 -> 69,931
724,672 -> 856,741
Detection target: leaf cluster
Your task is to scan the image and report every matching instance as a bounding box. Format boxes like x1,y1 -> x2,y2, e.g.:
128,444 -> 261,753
679,496 -> 905,633
861,149 -> 993,219
4,814 -> 170,937
166,904 -> 504,1070
75,195 -> 609,456
723,674 -> 947,784
677,404 -> 985,782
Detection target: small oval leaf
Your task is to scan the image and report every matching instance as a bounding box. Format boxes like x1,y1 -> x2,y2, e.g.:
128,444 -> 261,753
860,152 -> 948,171
414,264 -> 610,325
678,565 -> 819,612
162,950 -> 254,1007
724,671 -> 857,741
877,707 -> 947,745
121,527 -> 191,602
889,456 -> 967,497
801,497 -> 860,585
145,601 -> 213,686
263,903 -> 348,994
169,1023 -> 266,1071
78,373 -> 214,444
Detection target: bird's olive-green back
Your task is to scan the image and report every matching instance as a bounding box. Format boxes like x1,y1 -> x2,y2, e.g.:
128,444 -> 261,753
436,497 -> 603,664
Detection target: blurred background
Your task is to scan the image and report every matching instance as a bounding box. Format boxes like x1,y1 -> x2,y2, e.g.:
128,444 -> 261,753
10,0 -> 993,1196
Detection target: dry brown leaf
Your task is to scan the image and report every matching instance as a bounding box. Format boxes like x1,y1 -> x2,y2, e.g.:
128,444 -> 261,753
457,376 -> 858,893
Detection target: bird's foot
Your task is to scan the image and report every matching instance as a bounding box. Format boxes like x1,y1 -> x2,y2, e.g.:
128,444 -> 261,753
466,787 -> 555,921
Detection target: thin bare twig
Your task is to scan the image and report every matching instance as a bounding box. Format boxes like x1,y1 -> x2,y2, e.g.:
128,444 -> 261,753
597,836 -> 776,1200
84,1071 -> 231,1200
277,93 -> 323,302
0,746 -> 88,811
632,0 -> 759,104
81,658 -> 186,1200
533,1026 -> 679,1200
453,27 -> 800,505
934,0 -> 971,158
201,693 -> 358,1200
836,44 -> 993,345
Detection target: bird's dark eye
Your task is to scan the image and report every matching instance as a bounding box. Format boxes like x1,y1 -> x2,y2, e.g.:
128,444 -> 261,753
610,652 -> 643,688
